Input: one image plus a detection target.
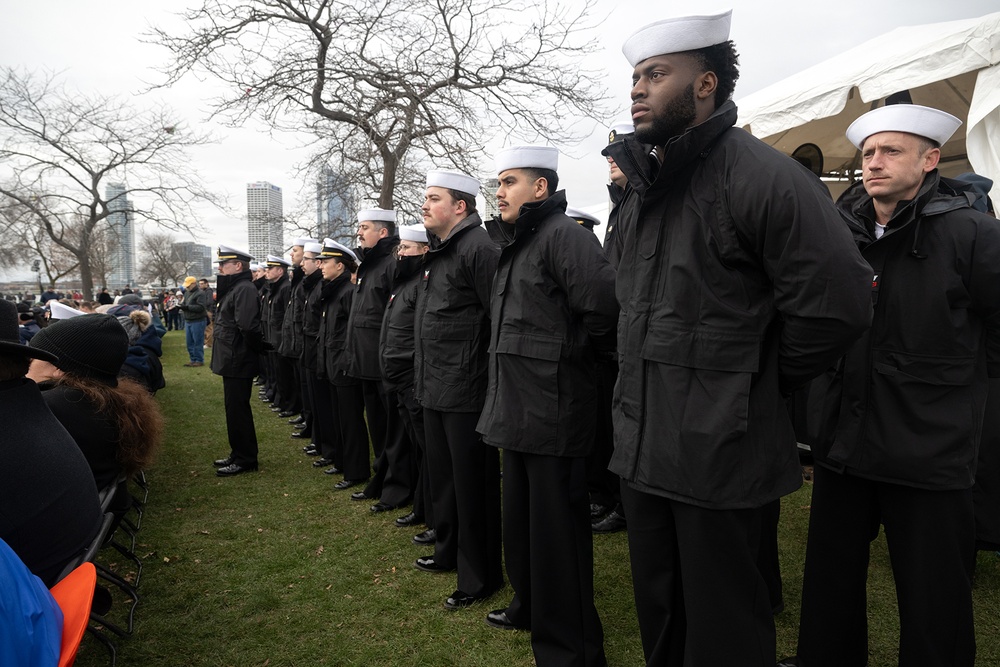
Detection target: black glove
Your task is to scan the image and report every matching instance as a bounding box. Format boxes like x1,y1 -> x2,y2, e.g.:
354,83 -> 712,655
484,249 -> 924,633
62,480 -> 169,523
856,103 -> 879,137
262,341 -> 275,351
244,330 -> 264,354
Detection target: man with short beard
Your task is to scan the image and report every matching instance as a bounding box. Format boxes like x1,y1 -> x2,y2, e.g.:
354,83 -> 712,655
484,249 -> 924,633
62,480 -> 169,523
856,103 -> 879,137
605,10 -> 873,665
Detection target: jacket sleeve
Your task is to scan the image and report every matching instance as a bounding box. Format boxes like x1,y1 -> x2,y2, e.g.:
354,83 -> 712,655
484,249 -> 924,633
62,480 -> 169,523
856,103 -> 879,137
728,152 -> 873,393
186,291 -> 207,316
969,216 -> 1000,378
467,237 -> 500,313
548,223 -> 618,356
235,284 -> 264,353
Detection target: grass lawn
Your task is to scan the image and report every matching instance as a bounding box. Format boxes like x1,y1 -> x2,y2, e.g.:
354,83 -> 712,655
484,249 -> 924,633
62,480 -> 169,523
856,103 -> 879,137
73,332 -> 1000,666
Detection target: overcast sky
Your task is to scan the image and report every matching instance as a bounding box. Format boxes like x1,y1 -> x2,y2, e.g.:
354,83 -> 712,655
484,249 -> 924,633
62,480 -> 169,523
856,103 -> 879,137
1,0 -> 997,278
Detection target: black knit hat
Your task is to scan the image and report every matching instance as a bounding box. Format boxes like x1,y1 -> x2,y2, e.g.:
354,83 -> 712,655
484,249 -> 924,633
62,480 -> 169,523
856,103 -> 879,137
29,313 -> 128,386
0,300 -> 58,362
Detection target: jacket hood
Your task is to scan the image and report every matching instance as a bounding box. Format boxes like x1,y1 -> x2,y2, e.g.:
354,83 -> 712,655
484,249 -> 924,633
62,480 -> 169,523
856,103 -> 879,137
485,191 -> 568,247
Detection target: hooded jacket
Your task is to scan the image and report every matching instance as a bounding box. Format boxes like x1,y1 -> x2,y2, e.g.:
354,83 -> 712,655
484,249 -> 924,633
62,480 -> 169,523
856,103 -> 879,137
606,101 -> 873,509
816,172 -> 1000,490
477,191 -> 618,456
210,270 -> 262,379
347,234 -> 399,380
413,213 -> 499,413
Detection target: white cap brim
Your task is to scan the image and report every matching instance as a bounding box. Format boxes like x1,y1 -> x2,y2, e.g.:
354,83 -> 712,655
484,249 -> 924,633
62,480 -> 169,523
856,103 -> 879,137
399,224 -> 429,243
495,146 -> 559,174
357,208 -> 396,223
426,170 -> 480,196
623,10 -> 732,67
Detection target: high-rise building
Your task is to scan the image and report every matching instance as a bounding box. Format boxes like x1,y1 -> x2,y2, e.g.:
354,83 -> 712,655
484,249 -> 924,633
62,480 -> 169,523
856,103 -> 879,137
316,167 -> 353,245
172,241 -> 214,279
247,182 -> 283,261
481,177 -> 500,221
106,183 -> 135,290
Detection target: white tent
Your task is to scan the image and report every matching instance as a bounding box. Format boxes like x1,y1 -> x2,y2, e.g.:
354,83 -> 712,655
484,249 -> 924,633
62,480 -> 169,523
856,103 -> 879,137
736,12 -> 1000,200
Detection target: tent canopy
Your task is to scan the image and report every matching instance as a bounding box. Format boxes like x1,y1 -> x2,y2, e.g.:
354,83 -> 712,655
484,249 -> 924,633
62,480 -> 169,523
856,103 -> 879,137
736,12 -> 1000,199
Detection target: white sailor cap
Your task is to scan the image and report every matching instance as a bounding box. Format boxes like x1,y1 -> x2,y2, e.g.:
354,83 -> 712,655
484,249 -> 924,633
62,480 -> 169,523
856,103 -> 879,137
608,122 -> 635,144
292,237 -> 319,247
846,104 -> 962,150
319,239 -> 359,264
266,255 -> 292,268
217,244 -> 253,263
425,170 -> 481,197
303,242 -> 324,255
398,224 -> 429,243
495,146 -> 559,174
249,262 -> 261,271
565,206 -> 601,230
623,10 -> 733,67
357,208 -> 396,223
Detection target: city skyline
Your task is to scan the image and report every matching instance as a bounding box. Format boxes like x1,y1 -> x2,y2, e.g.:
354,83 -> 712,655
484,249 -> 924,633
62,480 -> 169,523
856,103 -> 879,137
246,181 -> 284,262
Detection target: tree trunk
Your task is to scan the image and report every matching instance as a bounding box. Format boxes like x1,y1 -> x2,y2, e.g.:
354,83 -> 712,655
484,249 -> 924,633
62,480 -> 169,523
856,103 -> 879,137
77,251 -> 94,300
379,152 -> 398,210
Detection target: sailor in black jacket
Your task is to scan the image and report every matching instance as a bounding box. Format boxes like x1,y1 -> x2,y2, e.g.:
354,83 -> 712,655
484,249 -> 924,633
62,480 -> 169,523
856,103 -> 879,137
479,146 -> 616,666
413,169 -> 503,611
795,105 -> 1000,667
211,245 -> 266,476
264,256 -> 294,416
278,238 -> 317,429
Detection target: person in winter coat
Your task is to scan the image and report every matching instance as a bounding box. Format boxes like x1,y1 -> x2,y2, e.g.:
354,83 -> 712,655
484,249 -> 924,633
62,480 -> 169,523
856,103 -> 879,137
789,106 -> 1000,667
279,238 -> 317,439
412,169 -> 503,612
315,241 -> 368,484
264,256 -> 295,417
346,209 -> 413,511
607,12 -> 874,666
379,225 -> 433,533
179,276 -> 210,366
210,246 -> 265,477
478,147 -> 617,667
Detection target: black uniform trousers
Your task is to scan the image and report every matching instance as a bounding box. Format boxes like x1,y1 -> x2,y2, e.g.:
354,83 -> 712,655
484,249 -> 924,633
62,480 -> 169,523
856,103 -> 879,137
797,465 -> 976,667
222,376 -> 259,467
296,358 -> 313,438
585,359 -> 620,512
376,386 -> 415,508
620,482 -> 774,667
398,385 -> 432,527
360,379 -> 388,497
502,450 -> 606,667
336,382 -> 371,482
276,354 -> 300,414
310,373 -> 338,462
423,408 -> 502,597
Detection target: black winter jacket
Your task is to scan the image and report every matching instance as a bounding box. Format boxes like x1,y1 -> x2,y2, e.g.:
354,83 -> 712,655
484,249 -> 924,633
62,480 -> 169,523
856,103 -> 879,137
317,272 -> 356,384
347,235 -> 398,380
817,172 -> 1000,490
265,273 -> 290,349
607,101 -> 873,509
210,270 -> 262,379
379,256 -> 422,394
414,213 -> 499,413
478,192 -> 618,456
278,266 -> 305,359
300,270 -> 324,370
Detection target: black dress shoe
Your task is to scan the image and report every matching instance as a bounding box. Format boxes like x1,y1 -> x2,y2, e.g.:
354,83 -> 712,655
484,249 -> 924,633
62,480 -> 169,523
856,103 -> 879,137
370,501 -> 398,513
485,609 -> 526,630
413,556 -> 453,573
350,490 -> 374,501
323,466 -> 342,475
776,658 -> 804,667
216,462 -> 259,477
592,510 -> 627,534
444,589 -> 496,610
590,502 -> 612,520
412,529 -> 436,545
293,423 -> 307,430
288,416 -> 305,424
270,405 -> 282,412
304,447 -> 321,456
312,457 -> 334,467
278,410 -> 296,418
395,512 -> 423,527
334,479 -> 364,490
291,431 -> 311,439
213,456 -> 234,468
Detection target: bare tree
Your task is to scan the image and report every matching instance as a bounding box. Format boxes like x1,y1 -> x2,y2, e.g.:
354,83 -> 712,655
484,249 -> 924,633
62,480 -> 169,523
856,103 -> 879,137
151,0 -> 610,210
139,231 -> 188,287
0,68 -> 221,296
0,199 -> 78,285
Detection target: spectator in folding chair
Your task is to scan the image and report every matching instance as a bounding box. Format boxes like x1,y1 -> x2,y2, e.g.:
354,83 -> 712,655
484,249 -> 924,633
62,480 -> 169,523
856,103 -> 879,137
0,300 -> 103,587
27,313 -> 163,491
